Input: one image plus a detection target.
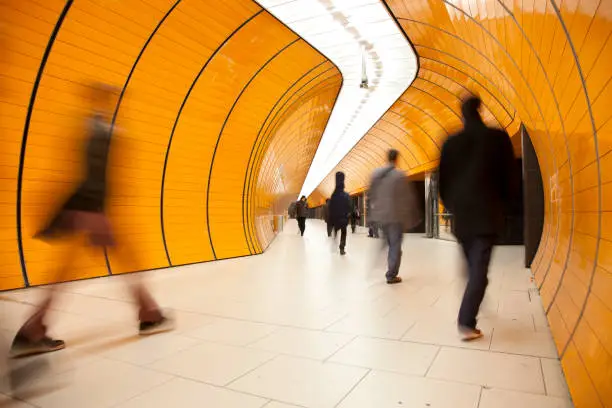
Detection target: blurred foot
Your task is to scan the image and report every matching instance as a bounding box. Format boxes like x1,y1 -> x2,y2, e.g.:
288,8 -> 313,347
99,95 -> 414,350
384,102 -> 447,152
340,249 -> 346,255
10,334 -> 65,359
386,276 -> 402,285
139,314 -> 174,336
459,326 -> 483,341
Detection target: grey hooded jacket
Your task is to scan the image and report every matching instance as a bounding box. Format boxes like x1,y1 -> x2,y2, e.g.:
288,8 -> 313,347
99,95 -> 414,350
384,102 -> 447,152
368,165 -> 420,229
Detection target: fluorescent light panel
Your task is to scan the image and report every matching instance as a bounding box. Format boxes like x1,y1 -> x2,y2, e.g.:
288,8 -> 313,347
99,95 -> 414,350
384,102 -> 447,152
257,0 -> 417,197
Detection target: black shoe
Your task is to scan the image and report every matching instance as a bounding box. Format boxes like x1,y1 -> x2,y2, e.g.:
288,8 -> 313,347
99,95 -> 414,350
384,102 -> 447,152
386,276 -> 402,285
10,333 -> 65,358
139,315 -> 175,336
340,249 -> 346,255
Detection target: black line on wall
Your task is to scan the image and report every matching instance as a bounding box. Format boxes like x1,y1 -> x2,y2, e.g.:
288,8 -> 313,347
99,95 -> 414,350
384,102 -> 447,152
206,38 -> 300,259
244,78 -> 342,250
241,61 -> 328,254
242,68 -> 338,253
16,0 -> 74,287
105,0 -> 183,274
160,10 -> 264,266
547,0 -> 601,361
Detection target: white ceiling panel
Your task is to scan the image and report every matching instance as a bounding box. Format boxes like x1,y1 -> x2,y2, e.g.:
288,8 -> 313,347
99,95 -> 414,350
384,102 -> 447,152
256,0 -> 417,197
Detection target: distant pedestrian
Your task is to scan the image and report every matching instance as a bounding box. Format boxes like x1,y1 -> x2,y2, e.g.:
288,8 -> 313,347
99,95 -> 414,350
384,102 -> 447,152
295,196 -> 309,236
350,205 -> 360,234
368,149 -> 420,284
439,95 -> 517,341
329,172 -> 350,255
323,198 -> 332,237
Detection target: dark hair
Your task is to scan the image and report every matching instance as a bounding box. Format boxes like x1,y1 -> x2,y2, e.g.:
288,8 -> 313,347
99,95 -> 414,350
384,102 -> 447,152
461,95 -> 482,121
300,195 -> 306,200
387,149 -> 399,163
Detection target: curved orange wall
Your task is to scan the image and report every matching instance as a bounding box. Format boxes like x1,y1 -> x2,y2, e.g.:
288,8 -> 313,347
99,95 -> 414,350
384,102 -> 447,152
0,0 -> 341,287
314,1 -> 611,406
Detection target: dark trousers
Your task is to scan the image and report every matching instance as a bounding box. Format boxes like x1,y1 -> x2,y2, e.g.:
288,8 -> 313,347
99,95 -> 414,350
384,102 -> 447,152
350,220 -> 356,233
382,223 -> 403,280
326,222 -> 333,237
297,217 -> 306,236
368,223 -> 379,238
334,226 -> 347,250
457,235 -> 495,329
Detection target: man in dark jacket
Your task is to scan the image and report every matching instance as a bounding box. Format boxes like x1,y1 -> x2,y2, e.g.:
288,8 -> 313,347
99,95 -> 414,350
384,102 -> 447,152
323,198 -> 332,237
439,95 -> 517,341
295,196 -> 308,236
329,172 -> 351,255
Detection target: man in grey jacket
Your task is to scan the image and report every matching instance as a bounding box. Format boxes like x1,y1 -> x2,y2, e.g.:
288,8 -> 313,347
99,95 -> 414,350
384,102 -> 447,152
368,149 -> 420,284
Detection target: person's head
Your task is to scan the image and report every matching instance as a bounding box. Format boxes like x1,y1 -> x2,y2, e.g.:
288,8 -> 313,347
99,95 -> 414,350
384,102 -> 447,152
300,195 -> 306,202
461,94 -> 483,125
335,171 -> 345,191
88,82 -> 119,118
387,149 -> 399,167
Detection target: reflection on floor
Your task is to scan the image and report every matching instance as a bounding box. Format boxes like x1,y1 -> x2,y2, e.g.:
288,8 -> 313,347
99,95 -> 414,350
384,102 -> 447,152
0,220 -> 572,408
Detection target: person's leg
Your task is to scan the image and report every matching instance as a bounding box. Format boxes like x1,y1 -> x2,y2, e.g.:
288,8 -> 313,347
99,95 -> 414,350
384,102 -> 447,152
111,231 -> 172,334
457,236 -> 494,334
11,216 -> 79,358
385,223 -> 403,283
339,226 -> 347,254
327,222 -> 332,237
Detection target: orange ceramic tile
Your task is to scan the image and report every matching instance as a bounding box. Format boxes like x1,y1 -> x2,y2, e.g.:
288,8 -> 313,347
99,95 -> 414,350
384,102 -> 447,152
562,341 -> 604,408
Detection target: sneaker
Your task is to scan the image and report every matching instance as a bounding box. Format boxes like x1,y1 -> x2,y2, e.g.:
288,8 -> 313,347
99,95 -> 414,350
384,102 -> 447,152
10,334 -> 65,358
139,315 -> 175,336
340,249 -> 346,255
386,276 -> 402,285
459,326 -> 483,342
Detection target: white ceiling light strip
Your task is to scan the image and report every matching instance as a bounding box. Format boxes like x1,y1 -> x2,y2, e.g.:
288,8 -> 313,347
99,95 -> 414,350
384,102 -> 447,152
257,0 -> 417,197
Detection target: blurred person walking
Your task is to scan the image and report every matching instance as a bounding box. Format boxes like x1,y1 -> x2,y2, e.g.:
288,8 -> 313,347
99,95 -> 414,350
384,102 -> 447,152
366,190 -> 379,238
368,149 -> 420,284
323,198 -> 332,237
329,172 -> 350,255
10,83 -> 173,358
439,95 -> 517,341
295,196 -> 308,236
349,204 -> 360,234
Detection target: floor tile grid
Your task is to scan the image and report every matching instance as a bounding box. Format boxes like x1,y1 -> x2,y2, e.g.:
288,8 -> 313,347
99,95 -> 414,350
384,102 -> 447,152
0,221 -> 572,408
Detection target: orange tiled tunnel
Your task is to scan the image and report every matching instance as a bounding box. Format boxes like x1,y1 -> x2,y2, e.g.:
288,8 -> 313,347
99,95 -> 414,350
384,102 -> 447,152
1,0 -> 611,406
314,1 -> 612,406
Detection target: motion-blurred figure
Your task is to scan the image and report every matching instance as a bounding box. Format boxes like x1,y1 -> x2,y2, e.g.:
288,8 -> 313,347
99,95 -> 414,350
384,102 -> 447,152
365,190 -> 379,238
349,204 -> 360,234
369,149 -> 420,284
323,198 -> 332,237
295,196 -> 308,236
329,172 -> 350,255
10,83 -> 173,358
439,95 -> 516,341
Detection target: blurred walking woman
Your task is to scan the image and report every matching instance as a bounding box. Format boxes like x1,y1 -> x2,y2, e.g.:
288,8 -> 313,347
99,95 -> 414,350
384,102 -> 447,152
11,83 -> 173,358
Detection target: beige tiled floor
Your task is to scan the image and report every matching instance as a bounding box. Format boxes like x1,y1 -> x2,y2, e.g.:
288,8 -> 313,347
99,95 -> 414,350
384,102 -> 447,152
0,220 -> 573,407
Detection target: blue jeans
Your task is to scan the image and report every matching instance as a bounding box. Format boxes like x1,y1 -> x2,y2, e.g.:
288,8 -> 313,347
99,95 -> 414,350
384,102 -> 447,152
382,223 -> 403,280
